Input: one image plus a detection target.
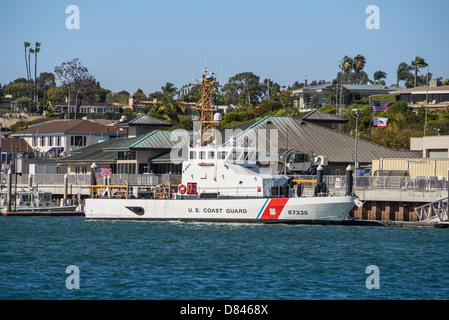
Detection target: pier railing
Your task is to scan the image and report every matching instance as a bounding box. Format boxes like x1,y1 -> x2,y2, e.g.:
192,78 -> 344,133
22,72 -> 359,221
293,175 -> 448,194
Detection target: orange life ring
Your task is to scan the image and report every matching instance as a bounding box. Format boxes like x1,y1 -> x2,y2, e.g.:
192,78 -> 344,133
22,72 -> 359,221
178,184 -> 186,194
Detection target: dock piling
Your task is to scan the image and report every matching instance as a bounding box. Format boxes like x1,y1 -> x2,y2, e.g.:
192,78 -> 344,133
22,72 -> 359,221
6,169 -> 12,213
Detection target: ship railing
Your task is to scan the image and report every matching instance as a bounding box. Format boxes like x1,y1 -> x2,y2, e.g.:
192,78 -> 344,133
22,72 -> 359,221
195,186 -> 266,198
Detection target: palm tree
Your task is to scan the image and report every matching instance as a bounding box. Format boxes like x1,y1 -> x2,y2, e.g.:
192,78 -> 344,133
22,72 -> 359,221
411,56 -> 428,87
373,70 -> 387,81
352,54 -> 366,73
341,56 -> 353,73
396,62 -> 414,87
152,82 -> 184,123
28,47 -> 34,105
24,42 -> 33,103
33,42 -> 41,108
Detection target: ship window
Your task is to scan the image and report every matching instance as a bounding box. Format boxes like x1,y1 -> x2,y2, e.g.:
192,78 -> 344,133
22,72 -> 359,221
199,151 -> 206,159
247,152 -> 254,160
232,151 -> 241,161
218,151 -> 227,159
208,151 -> 215,159
189,151 -> 196,159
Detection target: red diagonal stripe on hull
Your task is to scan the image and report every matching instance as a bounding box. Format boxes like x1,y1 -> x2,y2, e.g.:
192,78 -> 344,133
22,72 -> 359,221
259,198 -> 289,219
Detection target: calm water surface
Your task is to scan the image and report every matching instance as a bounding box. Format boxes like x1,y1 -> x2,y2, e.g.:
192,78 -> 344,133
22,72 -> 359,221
1,217 -> 448,300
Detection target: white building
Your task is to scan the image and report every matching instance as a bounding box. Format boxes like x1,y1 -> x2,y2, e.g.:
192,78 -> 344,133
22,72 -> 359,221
10,119 -> 126,156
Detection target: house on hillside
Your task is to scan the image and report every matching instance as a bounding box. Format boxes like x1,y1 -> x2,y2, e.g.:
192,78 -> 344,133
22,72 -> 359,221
390,80 -> 449,107
291,83 -> 397,109
51,102 -> 122,114
10,119 -> 127,157
0,95 -> 16,111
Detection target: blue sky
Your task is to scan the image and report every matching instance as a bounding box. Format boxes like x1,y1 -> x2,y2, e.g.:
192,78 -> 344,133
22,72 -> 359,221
1,0 -> 448,95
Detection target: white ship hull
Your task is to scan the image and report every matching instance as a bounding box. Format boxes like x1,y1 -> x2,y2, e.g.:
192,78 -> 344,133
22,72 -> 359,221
85,196 -> 356,224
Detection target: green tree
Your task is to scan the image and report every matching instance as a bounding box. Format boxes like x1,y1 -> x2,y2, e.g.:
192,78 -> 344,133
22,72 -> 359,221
148,83 -> 184,123
54,58 -> 97,118
411,56 -> 428,87
396,62 -> 414,87
373,70 -> 387,83
341,56 -> 353,74
46,86 -> 68,104
37,72 -> 56,93
352,54 -> 366,74
133,88 -> 147,101
337,55 -> 369,85
3,81 -> 29,98
221,72 -> 263,106
14,96 -> 33,112
109,90 -> 130,105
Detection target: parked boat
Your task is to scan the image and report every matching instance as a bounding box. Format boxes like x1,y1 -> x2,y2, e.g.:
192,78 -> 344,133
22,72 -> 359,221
1,189 -> 82,216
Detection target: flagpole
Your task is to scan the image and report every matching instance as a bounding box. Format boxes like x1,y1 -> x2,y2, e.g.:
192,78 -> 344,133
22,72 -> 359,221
369,96 -> 372,141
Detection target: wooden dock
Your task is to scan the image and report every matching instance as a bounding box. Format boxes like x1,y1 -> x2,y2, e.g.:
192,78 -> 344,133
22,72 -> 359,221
342,218 -> 449,228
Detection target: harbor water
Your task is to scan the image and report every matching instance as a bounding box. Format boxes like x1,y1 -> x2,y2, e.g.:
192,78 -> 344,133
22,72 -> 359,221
1,216 -> 448,300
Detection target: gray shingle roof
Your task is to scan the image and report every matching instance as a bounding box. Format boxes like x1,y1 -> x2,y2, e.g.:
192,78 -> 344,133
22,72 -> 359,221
294,109 -> 348,123
224,116 -> 420,164
58,138 -> 126,164
115,114 -> 172,128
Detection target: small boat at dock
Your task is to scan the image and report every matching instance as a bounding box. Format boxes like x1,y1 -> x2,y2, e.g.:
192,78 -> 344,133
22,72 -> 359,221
1,189 -> 83,216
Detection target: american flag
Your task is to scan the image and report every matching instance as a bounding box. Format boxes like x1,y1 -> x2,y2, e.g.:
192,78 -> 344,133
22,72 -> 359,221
95,167 -> 112,178
372,101 -> 389,112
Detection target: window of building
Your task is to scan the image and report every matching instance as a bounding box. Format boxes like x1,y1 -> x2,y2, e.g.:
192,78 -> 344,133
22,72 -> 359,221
48,136 -> 53,147
427,149 -> 448,159
40,136 -> 45,146
71,136 -> 87,147
118,151 -> 136,160
117,163 -> 136,174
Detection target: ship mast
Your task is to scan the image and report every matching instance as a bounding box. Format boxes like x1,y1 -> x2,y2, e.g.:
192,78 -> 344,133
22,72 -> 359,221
190,68 -> 221,146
